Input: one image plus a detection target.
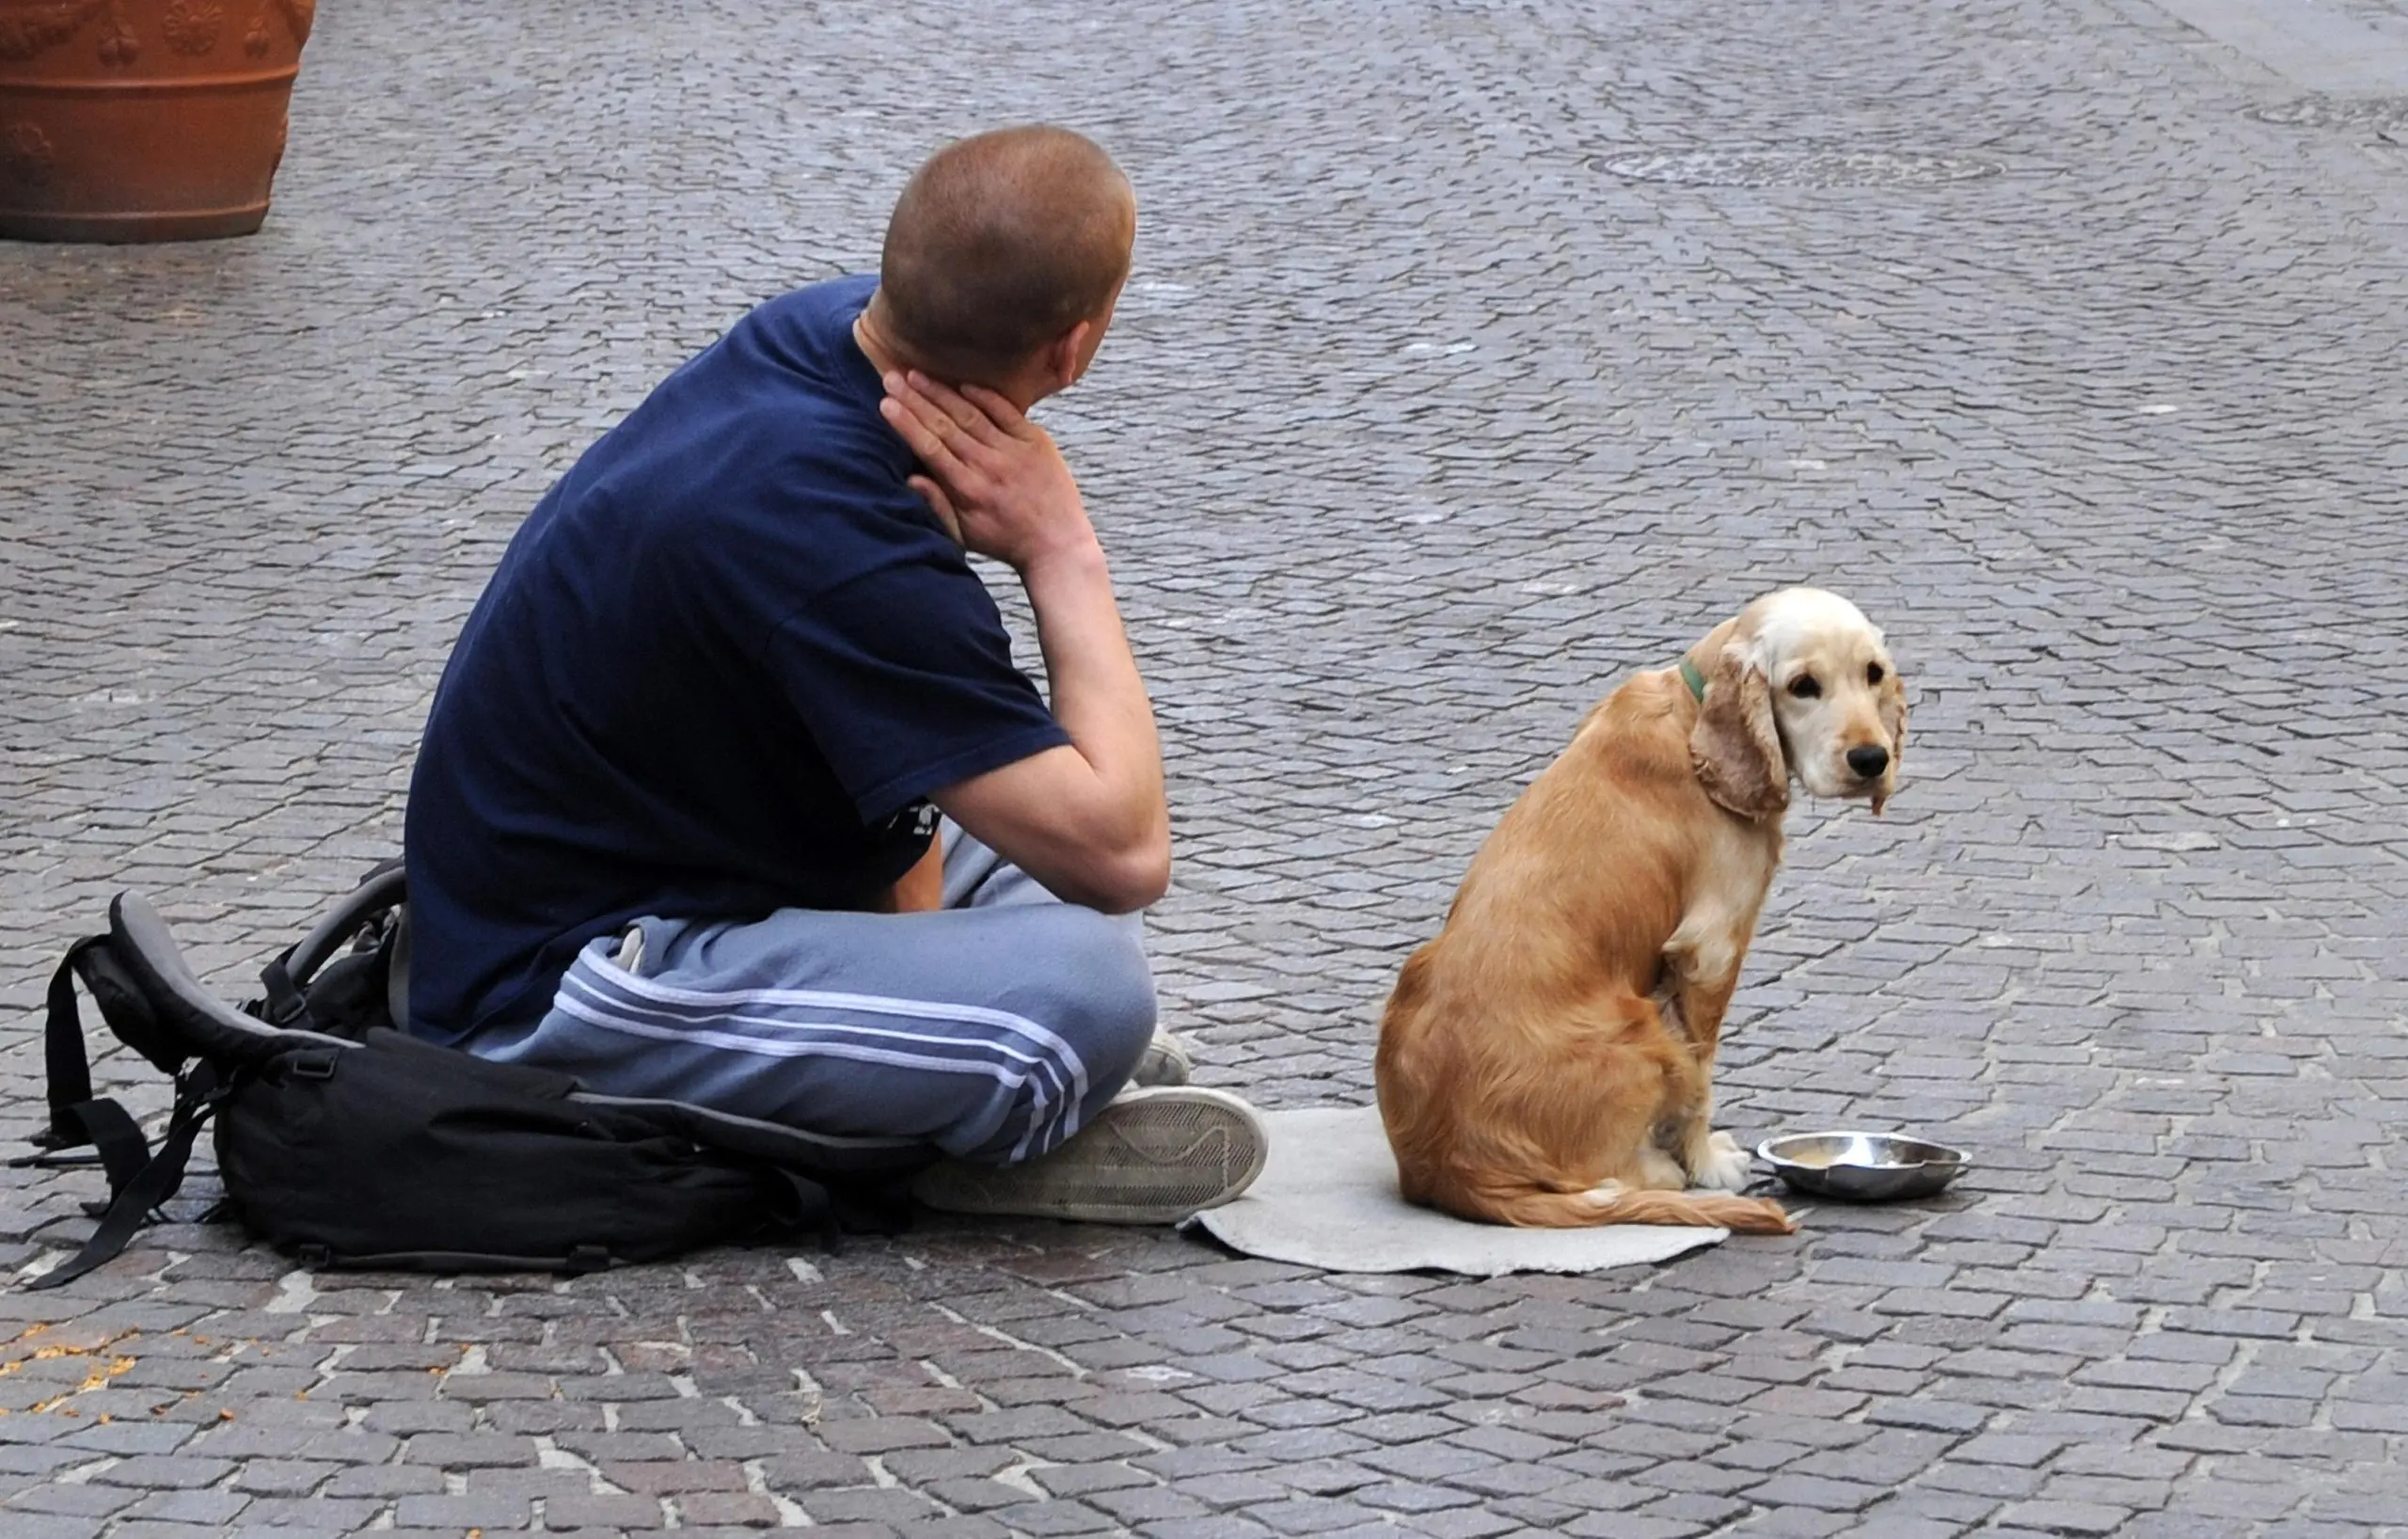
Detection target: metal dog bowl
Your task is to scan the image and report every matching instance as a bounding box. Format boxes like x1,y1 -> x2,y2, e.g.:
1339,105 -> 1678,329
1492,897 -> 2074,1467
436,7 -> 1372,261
1756,1131 -> 1970,1202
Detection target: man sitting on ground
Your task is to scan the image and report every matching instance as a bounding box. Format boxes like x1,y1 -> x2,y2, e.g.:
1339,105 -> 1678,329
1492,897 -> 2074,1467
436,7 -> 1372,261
403,125 -> 1266,1223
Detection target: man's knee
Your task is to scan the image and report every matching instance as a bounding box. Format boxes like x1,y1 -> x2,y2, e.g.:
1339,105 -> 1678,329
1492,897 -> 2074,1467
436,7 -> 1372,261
953,906 -> 1154,1166
1047,907 -> 1156,1081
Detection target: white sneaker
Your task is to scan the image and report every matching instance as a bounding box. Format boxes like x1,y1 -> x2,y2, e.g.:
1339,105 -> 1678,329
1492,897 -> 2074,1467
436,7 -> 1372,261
1131,1027 -> 1193,1087
912,1087 -> 1268,1225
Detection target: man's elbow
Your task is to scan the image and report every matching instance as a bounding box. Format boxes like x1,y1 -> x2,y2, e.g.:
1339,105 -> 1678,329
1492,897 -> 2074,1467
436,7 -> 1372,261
1081,833 -> 1171,914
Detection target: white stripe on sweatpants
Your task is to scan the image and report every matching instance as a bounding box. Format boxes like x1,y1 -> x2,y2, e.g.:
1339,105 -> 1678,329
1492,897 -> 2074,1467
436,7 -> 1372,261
559,959 -> 1091,1159
559,972 -> 1080,1098
569,963 -> 1094,1108
554,982 -> 1075,1152
561,964 -> 1088,1136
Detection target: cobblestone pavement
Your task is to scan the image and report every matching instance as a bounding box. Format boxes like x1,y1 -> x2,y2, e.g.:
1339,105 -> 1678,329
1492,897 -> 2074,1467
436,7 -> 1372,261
6,0 -> 2408,1534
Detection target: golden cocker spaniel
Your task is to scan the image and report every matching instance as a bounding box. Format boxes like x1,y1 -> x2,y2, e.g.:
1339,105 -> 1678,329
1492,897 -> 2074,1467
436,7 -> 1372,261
1376,587 -> 1907,1232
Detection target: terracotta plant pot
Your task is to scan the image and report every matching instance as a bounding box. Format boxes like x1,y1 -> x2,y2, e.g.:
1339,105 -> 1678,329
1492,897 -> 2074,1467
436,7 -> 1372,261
0,0 -> 315,243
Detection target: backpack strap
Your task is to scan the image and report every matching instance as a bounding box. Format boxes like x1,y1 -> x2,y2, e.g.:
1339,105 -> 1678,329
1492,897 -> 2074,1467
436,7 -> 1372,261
257,953 -> 310,1029
258,865 -> 408,1034
55,1100 -> 150,1198
26,1061 -> 233,1293
16,896 -> 330,1291
20,938 -> 176,1181
34,939 -> 105,1152
262,865 -> 408,1018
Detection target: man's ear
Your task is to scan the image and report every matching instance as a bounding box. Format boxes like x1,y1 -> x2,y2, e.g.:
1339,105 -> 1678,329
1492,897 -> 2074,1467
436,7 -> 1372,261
1044,319 -> 1093,393
1872,668 -> 1908,816
1689,641 -> 1790,822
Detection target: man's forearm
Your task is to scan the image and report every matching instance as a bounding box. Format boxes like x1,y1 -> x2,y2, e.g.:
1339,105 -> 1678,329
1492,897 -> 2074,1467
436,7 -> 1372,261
1019,539 -> 1167,853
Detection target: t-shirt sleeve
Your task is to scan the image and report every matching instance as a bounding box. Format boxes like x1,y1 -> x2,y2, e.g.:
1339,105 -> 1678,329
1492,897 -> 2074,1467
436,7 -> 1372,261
765,553 -> 1071,824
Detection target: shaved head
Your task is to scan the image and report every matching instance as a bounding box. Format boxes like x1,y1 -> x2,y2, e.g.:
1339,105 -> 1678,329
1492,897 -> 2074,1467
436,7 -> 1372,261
877,125 -> 1135,381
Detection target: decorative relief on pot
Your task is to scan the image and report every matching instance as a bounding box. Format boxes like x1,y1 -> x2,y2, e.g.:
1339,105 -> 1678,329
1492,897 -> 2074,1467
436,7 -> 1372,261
95,7 -> 139,67
162,0 -> 222,54
0,121 -> 58,186
244,0 -> 306,55
0,0 -> 108,62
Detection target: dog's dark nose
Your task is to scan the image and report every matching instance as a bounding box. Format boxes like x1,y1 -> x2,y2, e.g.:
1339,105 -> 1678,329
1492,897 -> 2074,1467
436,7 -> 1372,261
1846,745 -> 1891,779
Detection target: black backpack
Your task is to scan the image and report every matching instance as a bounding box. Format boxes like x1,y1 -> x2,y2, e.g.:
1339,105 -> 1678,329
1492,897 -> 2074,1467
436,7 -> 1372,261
17,865 -> 934,1290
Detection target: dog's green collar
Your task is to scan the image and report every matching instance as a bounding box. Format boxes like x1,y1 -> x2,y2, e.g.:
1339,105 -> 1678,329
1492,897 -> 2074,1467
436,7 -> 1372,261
1678,656 -> 1708,703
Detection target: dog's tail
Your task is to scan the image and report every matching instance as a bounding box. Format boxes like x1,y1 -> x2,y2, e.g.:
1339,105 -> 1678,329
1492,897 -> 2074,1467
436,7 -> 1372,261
1479,1184 -> 1798,1234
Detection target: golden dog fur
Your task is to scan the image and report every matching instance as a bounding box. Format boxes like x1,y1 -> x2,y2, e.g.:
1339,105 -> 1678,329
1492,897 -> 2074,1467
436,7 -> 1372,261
1376,588 -> 1907,1233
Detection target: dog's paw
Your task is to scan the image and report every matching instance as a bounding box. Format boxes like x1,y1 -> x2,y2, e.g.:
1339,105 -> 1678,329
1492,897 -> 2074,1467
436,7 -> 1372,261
1692,1130 -> 1751,1192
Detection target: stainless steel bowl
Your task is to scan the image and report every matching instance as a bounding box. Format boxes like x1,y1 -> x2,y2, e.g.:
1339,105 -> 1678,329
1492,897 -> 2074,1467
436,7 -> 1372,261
1756,1131 -> 1970,1202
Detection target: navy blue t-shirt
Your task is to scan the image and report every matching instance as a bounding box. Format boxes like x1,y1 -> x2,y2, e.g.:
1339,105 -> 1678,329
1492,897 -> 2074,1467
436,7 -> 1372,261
404,276 -> 1070,1046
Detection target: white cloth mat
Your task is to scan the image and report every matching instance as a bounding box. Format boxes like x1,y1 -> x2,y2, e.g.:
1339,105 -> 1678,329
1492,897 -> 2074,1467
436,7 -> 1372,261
1191,1105 -> 1727,1276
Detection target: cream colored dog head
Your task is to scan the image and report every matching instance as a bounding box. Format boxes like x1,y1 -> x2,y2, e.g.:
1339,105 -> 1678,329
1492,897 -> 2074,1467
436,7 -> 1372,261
1688,587 -> 1907,821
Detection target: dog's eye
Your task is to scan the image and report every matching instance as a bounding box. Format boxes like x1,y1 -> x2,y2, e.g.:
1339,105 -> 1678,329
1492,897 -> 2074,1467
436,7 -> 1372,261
1787,674 -> 1821,700
1867,663 -> 1885,686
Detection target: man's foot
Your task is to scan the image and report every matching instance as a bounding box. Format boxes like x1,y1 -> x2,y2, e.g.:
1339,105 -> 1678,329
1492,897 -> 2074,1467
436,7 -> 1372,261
912,1087 -> 1268,1225
1131,1026 -> 1192,1087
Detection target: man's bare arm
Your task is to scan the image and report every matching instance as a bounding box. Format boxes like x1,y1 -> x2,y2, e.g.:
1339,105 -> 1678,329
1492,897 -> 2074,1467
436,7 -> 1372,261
875,837 -> 947,913
879,372 -> 1169,914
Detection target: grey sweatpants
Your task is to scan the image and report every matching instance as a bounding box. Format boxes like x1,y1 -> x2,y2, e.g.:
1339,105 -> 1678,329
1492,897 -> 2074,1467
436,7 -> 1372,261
467,825 -> 1158,1166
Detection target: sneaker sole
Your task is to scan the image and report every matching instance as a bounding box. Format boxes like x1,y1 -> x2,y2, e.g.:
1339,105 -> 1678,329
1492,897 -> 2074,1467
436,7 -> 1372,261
913,1087 -> 1268,1225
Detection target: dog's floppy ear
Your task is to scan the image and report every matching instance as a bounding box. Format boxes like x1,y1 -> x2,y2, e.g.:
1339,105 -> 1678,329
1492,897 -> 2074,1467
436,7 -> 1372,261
1690,641 -> 1789,822
1872,667 -> 1908,816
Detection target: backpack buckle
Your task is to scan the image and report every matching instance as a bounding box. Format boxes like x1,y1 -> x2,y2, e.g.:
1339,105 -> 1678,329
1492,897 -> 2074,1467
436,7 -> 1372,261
286,1053 -> 338,1082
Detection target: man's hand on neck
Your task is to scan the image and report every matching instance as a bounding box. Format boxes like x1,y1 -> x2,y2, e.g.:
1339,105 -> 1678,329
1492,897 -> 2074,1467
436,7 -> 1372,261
854,297 -> 1048,417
